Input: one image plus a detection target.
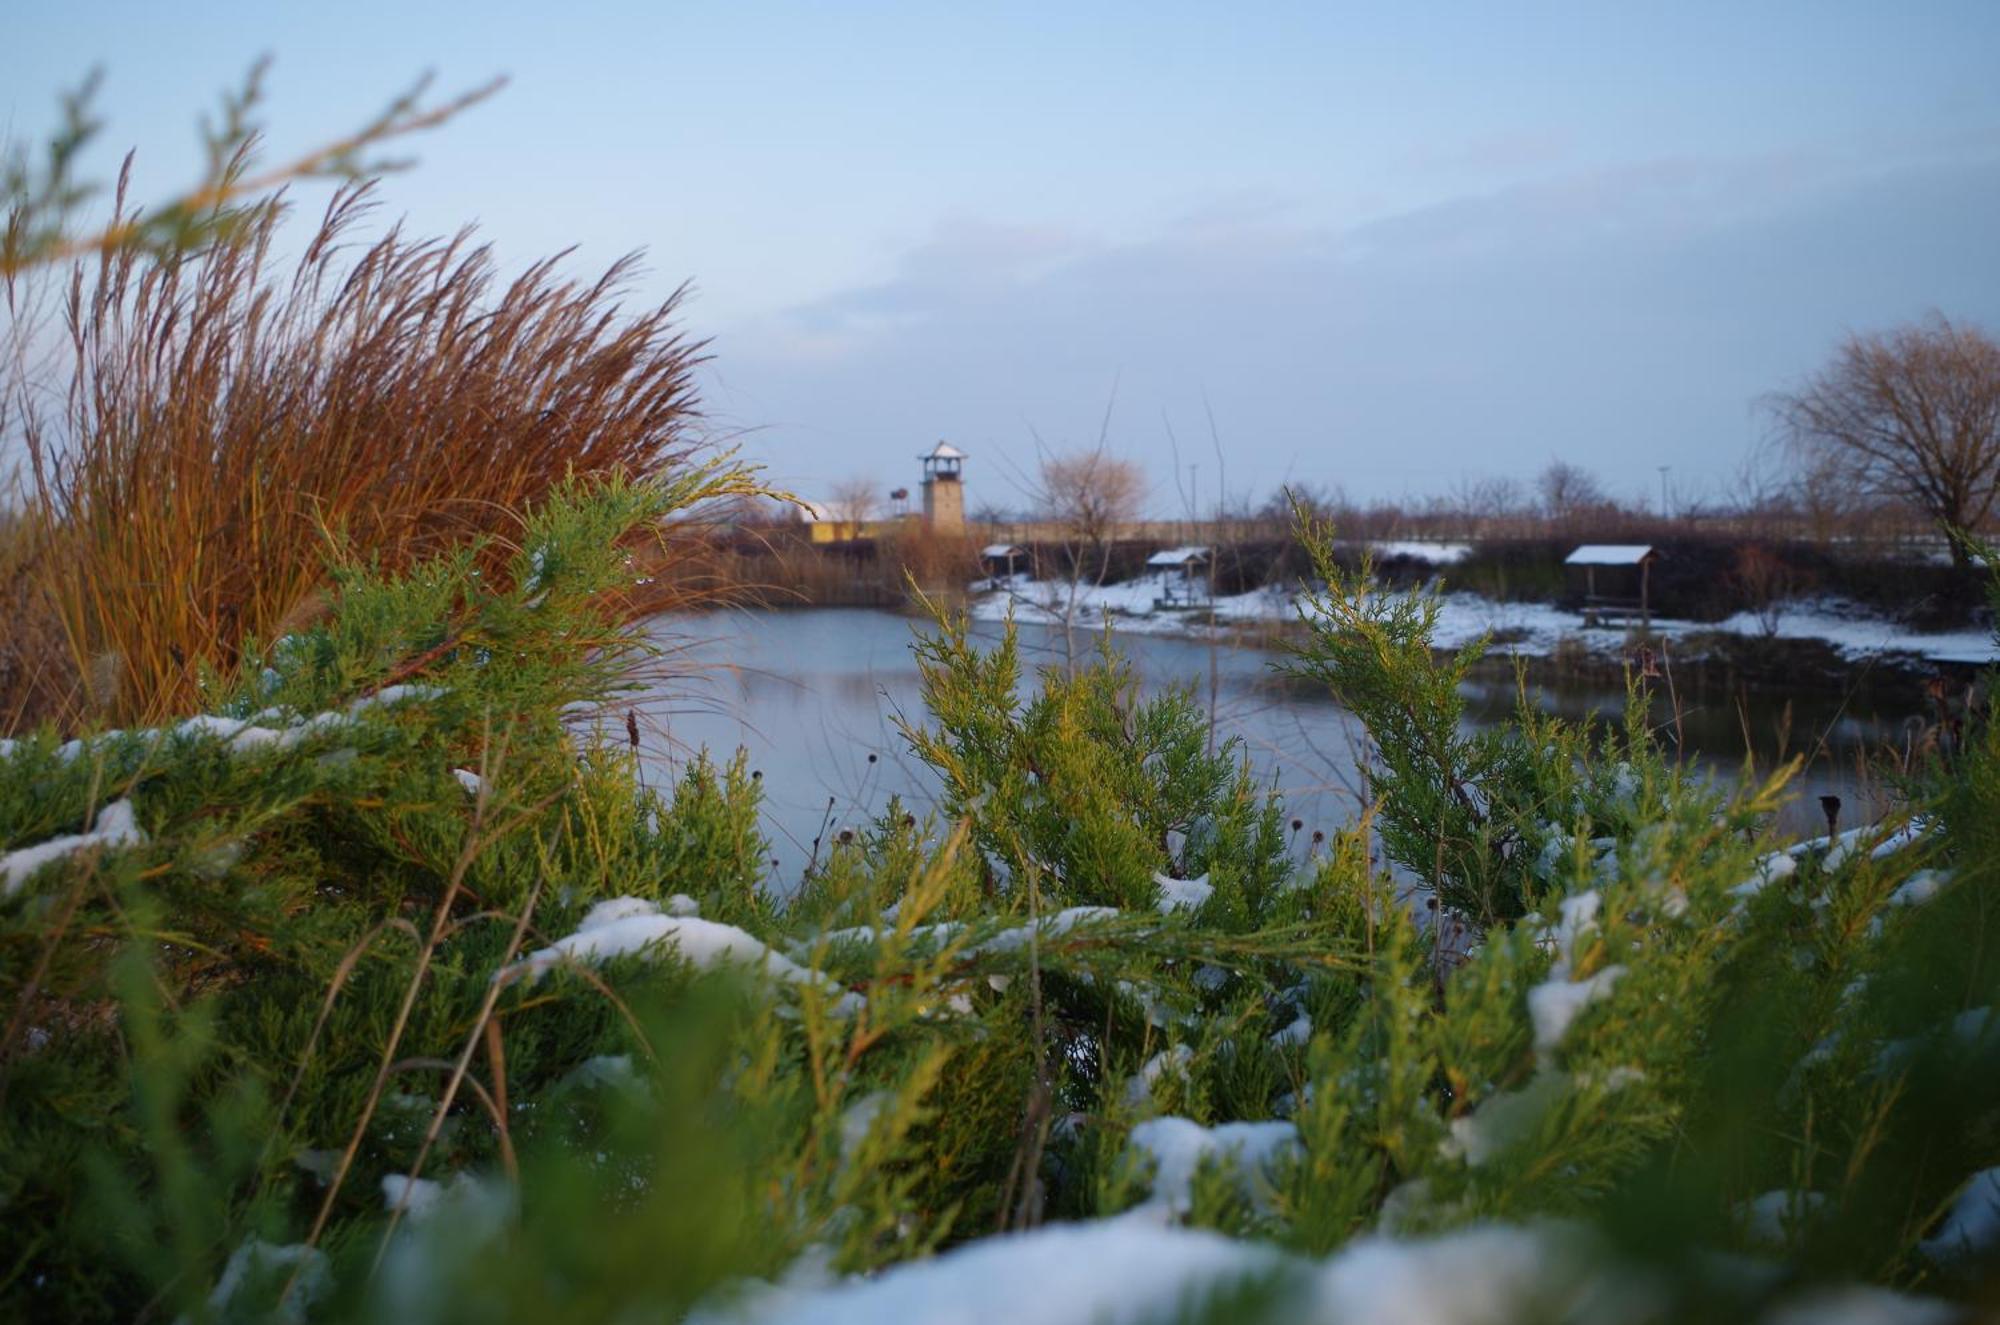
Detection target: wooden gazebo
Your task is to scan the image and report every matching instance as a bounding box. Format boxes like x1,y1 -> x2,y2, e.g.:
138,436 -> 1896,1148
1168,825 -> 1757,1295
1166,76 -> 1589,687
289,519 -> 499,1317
1147,546 -> 1212,609
1564,544 -> 1658,627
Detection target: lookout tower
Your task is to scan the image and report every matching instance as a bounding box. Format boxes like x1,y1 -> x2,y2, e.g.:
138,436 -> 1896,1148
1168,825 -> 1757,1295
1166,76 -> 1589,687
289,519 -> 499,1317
920,441 -> 966,534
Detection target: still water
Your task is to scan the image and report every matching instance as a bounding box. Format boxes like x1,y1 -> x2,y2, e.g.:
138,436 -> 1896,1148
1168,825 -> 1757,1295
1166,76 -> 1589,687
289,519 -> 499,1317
625,609 -> 1912,886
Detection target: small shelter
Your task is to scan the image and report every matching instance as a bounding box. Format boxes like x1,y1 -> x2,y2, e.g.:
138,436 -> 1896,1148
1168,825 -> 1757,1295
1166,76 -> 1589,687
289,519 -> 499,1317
981,543 -> 1025,580
1147,546 -> 1212,609
1564,544 -> 1659,627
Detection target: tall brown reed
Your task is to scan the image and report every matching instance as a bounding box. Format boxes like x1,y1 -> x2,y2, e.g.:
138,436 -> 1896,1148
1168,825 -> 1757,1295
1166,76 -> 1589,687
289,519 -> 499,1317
3,185 -> 708,730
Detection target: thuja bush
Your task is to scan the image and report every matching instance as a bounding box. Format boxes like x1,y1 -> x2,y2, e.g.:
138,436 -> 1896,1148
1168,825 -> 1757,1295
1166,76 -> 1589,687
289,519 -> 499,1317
2,498 -> 1996,1323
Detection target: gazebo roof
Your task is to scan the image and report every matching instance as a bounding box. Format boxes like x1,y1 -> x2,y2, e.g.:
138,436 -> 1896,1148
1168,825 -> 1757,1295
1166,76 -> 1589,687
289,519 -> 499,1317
1564,544 -> 1656,567
1146,546 -> 1211,568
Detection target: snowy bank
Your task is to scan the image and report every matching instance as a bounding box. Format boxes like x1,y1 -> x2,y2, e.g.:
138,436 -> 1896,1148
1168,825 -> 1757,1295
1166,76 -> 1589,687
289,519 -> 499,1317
969,581 -> 1998,668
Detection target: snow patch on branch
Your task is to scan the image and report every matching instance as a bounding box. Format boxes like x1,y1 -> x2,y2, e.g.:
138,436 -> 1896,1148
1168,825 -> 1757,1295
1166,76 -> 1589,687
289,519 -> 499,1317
1529,966 -> 1627,1061
1123,1045 -> 1193,1109
1,798 -> 145,897
505,896 -> 862,1014
1152,871 -> 1213,913
1124,1116 -> 1298,1218
1919,1166 -> 2000,1265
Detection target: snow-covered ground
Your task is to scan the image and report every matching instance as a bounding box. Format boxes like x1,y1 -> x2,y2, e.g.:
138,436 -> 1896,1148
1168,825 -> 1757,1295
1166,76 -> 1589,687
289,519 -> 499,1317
970,577 -> 1999,667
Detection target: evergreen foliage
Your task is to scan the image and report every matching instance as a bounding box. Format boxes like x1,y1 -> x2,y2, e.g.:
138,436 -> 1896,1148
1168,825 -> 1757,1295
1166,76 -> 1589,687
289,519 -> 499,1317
1,489 -> 1995,1322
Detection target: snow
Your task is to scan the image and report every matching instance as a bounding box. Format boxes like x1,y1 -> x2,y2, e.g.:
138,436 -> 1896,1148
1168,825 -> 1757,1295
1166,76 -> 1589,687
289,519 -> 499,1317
966,577 -> 1999,667
1564,544 -> 1655,566
1875,1006 -> 1995,1074
1,798 -> 145,897
701,1220 -> 1284,1325
1125,1116 -> 1298,1216
564,1054 -> 638,1091
1761,1286 -> 1958,1325
1311,1224 -> 1602,1325
1886,869 -> 1951,909
1442,1073 -> 1568,1167
1525,886 -> 1626,1061
1145,546 -> 1210,568
981,543 -> 1023,558
1528,966 -> 1627,1060
452,768 -> 484,794
701,1214 -> 1952,1325
1152,871 -> 1213,913
10,685 -> 454,776
1738,1191 -> 1830,1246
1731,852 -> 1797,900
1370,540 -> 1472,565
1271,1011 -> 1313,1048
204,1238 -> 328,1323
839,1091 -> 894,1158
1123,1045 -> 1194,1108
382,1173 -> 451,1220
506,896 -> 862,1013
976,906 -> 1122,957
1546,891 -> 1602,975
1919,1166 -> 2000,1265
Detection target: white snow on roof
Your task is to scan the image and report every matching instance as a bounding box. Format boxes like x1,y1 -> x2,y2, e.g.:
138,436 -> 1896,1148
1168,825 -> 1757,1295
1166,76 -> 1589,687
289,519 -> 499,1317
1564,544 -> 1655,566
923,441 -> 966,460
1146,546 -> 1210,567
981,544 -> 1023,558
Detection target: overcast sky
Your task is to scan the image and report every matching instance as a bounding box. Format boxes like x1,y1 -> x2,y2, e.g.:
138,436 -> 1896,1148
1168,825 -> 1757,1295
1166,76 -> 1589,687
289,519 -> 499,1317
8,2 -> 2000,514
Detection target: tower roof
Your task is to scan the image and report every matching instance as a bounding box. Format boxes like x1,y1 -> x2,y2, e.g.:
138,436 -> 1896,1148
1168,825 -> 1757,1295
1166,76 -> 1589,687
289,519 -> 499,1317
921,441 -> 966,461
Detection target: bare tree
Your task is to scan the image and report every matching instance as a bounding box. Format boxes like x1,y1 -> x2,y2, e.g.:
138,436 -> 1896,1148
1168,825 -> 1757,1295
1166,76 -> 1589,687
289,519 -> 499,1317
1262,480 -> 1347,527
825,476 -> 881,541
1038,448 -> 1145,581
1016,445 -> 1146,670
1538,459 -> 1606,528
1772,315 -> 2000,569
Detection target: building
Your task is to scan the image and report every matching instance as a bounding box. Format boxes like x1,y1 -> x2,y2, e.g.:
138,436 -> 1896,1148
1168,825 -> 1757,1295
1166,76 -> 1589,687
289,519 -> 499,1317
920,441 -> 966,535
1146,546 -> 1212,608
1563,544 -> 1658,627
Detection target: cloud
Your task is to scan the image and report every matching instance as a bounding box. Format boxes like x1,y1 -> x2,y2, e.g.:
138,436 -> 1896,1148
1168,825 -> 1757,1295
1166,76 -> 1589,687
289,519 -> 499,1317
711,139 -> 2000,507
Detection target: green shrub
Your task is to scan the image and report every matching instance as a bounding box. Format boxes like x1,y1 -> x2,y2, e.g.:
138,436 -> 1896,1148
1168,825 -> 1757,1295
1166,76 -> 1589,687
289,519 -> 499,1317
2,495 -> 1995,1322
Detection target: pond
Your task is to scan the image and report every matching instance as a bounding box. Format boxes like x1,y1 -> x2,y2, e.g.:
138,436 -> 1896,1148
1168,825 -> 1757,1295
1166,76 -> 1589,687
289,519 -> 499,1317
622,608 -> 1916,888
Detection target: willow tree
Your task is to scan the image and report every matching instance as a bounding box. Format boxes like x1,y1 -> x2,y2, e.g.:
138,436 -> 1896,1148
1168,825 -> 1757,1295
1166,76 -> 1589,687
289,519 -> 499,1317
1774,315 -> 2000,568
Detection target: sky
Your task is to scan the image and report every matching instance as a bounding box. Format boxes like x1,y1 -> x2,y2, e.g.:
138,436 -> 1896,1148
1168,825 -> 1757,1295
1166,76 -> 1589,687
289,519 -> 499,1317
7,1 -> 2000,515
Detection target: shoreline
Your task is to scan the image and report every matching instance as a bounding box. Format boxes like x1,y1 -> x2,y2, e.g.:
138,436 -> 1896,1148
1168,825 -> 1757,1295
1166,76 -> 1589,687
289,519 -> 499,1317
958,581 -> 1995,708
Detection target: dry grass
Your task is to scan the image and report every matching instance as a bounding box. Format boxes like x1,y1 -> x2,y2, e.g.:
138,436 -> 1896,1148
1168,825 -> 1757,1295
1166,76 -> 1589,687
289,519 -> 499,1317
635,522 -> 984,612
2,185 -> 710,731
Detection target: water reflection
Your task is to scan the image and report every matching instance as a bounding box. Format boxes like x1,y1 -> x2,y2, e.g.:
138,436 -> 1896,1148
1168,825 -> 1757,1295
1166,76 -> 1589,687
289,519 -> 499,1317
627,609 -> 1914,887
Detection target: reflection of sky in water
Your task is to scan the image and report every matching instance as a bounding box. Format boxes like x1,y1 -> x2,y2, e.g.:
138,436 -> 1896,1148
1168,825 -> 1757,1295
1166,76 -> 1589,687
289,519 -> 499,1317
624,610 -> 1912,888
